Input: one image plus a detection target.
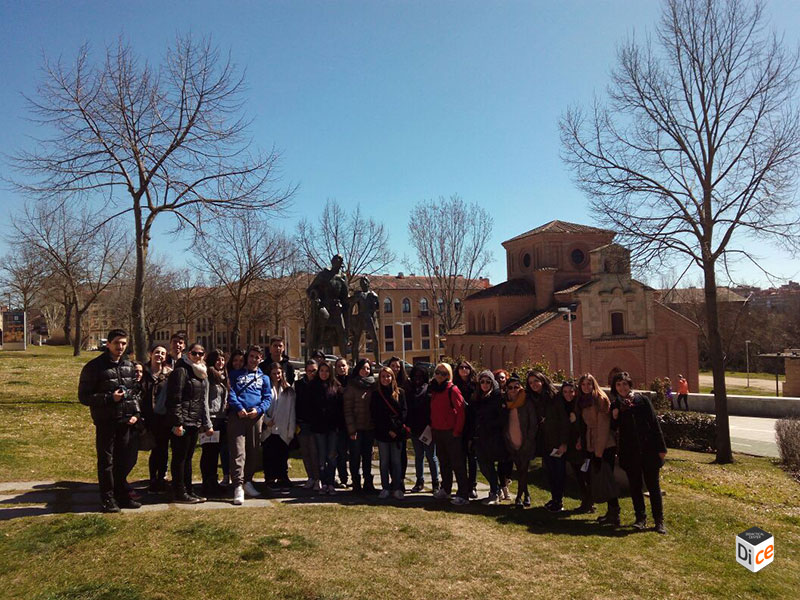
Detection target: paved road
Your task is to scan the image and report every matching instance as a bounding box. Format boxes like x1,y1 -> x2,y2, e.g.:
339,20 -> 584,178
698,374 -> 781,394
729,416 -> 779,458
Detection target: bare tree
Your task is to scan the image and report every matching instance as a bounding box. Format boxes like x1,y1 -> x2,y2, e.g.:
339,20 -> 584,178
195,214 -> 293,350
37,272 -> 75,344
296,199 -> 395,289
560,0 -> 800,462
11,35 -> 294,360
173,269 -> 210,335
12,200 -> 129,355
407,194 -> 494,331
0,245 -> 46,314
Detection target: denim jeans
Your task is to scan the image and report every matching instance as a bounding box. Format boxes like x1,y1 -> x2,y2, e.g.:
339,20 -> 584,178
349,430 -> 375,488
378,440 -> 404,491
315,431 -> 339,486
411,436 -> 440,485
624,461 -> 664,522
336,429 -> 350,483
477,453 -> 501,496
543,453 -> 567,506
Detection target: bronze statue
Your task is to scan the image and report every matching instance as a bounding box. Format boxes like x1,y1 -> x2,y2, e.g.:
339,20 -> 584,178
349,275 -> 380,364
306,254 -> 350,357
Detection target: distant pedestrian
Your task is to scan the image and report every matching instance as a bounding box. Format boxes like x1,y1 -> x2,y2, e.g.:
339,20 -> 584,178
677,374 -> 689,410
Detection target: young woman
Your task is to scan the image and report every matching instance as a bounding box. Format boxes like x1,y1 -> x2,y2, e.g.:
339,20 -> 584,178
334,357 -> 351,487
262,363 -> 296,490
472,370 -> 508,504
493,369 -> 509,393
388,356 -> 411,488
343,358 -> 377,494
370,366 -> 409,499
166,342 -> 212,504
407,364 -> 440,493
494,368 -> 512,500
429,363 -> 469,506
561,380 -> 593,513
294,359 -> 321,490
141,344 -> 172,493
527,370 -> 568,512
504,374 -> 538,507
200,350 -> 228,498
227,350 -> 245,375
612,371 -> 668,534
578,373 -> 619,525
310,361 -> 343,495
454,360 -> 479,499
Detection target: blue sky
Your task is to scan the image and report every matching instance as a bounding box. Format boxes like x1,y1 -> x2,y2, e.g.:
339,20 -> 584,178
1,0 -> 799,288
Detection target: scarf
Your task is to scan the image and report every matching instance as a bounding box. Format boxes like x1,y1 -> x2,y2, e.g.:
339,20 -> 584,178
577,392 -> 594,410
618,392 -> 636,411
182,354 -> 208,380
506,391 -> 526,410
428,379 -> 449,394
357,374 -> 375,389
208,366 -> 226,386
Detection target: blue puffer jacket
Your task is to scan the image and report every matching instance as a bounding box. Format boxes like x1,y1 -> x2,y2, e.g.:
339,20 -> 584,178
228,368 -> 271,416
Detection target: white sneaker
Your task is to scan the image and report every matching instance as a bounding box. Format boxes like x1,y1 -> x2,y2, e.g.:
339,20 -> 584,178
243,481 -> 261,498
482,493 -> 499,505
393,490 -> 404,500
450,495 -> 469,506
232,485 -> 244,505
312,479 -> 321,491
303,478 -> 315,489
378,489 -> 391,499
501,486 -> 511,501
433,488 -> 450,500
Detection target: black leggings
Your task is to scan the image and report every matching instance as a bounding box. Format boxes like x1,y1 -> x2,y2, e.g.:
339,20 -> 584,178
170,426 -> 199,495
624,461 -> 663,522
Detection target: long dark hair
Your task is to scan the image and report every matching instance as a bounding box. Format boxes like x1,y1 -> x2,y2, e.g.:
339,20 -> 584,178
525,370 -> 555,399
207,349 -> 228,387
227,349 -> 246,377
455,360 -> 477,384
317,360 -> 340,392
388,356 -> 410,388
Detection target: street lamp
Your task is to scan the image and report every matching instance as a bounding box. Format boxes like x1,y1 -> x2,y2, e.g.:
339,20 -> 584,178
557,306 -> 577,378
745,340 -> 751,388
395,321 -> 411,366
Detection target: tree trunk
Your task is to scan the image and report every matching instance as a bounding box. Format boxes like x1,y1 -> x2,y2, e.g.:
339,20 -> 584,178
703,262 -> 733,463
131,203 -> 149,361
73,308 -> 83,357
63,299 -> 73,345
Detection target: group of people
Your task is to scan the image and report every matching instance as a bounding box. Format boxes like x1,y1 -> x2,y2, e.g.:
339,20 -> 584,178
78,328 -> 668,534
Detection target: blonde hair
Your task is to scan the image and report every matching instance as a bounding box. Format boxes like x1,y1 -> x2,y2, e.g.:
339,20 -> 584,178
434,362 -> 453,382
378,366 -> 399,400
578,373 -> 610,413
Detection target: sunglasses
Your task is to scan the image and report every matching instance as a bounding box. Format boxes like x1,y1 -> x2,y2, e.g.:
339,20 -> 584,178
190,351 -> 205,357
434,370 -> 449,376
458,365 -> 470,370
508,384 -> 522,390
479,379 -> 492,384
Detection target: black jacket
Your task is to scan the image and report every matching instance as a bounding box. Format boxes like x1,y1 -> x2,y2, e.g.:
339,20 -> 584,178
407,383 -> 432,437
78,351 -> 139,424
309,379 -> 343,434
370,387 -> 408,444
533,390 -> 569,457
455,379 -> 477,440
562,395 -> 586,464
140,365 -> 170,425
260,355 -> 296,385
614,393 -> 667,470
166,359 -> 209,429
294,375 -> 315,425
473,388 -> 509,461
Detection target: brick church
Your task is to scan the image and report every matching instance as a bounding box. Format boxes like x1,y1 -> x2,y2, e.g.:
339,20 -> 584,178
446,220 -> 699,390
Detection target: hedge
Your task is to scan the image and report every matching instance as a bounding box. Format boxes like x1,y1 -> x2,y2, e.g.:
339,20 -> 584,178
657,410 -> 717,453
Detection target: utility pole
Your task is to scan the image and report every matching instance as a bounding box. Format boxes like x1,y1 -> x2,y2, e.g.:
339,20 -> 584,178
558,306 -> 576,378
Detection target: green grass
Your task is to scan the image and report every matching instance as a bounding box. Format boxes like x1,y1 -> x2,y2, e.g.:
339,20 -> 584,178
699,385 -> 779,396
1,346 -> 799,599
700,369 -> 784,382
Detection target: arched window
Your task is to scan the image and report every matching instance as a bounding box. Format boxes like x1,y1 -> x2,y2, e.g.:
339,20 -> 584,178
611,311 -> 625,335
479,313 -> 486,332
454,298 -> 462,313
468,312 -> 476,333
488,312 -> 496,331
402,297 -> 411,313
419,297 -> 429,315
437,297 -> 444,313
383,297 -> 393,313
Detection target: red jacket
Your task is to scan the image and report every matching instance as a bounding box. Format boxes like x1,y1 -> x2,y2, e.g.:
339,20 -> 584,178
430,382 -> 465,436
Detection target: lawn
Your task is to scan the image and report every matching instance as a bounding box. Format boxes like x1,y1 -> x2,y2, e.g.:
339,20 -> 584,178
1,346 -> 799,600
699,369 -> 785,382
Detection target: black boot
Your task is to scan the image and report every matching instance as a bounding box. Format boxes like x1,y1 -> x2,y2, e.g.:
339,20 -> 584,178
597,505 -> 620,526
632,514 -> 647,530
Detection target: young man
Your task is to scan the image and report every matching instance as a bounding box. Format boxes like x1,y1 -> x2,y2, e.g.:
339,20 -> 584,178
165,331 -> 187,368
676,374 -> 689,411
78,328 -> 141,512
228,345 -> 272,504
259,336 -> 295,385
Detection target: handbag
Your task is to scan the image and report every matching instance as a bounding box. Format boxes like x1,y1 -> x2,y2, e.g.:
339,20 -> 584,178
590,458 -> 619,503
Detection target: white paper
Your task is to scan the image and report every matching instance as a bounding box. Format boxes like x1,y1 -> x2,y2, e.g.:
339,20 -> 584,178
581,458 -> 591,472
418,425 -> 432,445
550,448 -> 562,457
199,431 -> 220,445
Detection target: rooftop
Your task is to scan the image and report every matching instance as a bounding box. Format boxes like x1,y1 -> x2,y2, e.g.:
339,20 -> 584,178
660,287 -> 748,304
502,220 -> 615,246
466,278 -> 534,300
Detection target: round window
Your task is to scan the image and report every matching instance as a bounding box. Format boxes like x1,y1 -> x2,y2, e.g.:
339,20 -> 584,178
523,253 -> 531,268
571,248 -> 586,266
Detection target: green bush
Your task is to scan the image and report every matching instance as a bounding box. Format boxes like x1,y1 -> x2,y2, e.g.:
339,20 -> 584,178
776,418 -> 800,468
649,377 -> 672,411
657,411 -> 717,453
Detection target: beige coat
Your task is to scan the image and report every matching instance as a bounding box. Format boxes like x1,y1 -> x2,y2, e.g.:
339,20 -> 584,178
581,403 -> 616,458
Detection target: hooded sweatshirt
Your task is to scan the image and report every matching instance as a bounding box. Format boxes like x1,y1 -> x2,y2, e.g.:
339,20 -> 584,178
228,367 -> 271,416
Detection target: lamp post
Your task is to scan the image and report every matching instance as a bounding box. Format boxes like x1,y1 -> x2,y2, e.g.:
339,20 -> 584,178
745,340 -> 751,388
395,321 -> 411,366
557,306 -> 576,378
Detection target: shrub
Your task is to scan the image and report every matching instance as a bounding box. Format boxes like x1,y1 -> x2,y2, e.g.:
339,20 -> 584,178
776,418 -> 800,468
649,378 -> 672,411
657,411 -> 717,453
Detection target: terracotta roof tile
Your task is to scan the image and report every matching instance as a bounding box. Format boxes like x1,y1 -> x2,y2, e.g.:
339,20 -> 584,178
466,278 -> 534,300
502,220 -> 615,245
